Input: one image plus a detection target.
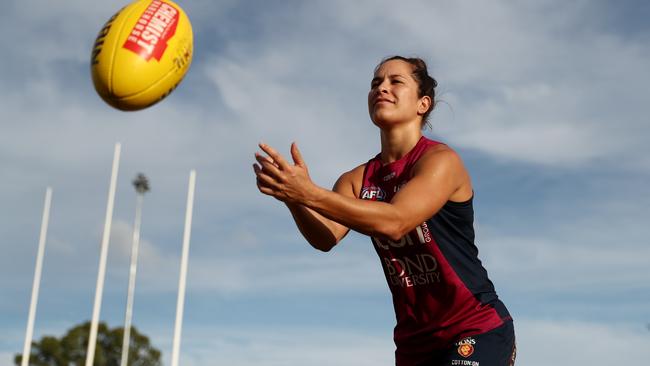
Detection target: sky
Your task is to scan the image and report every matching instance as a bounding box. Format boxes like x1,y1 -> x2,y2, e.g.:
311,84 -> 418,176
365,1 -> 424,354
1,0 -> 649,365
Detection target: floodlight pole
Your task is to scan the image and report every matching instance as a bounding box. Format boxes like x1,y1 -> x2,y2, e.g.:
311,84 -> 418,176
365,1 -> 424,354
21,187 -> 52,366
85,142 -> 121,366
171,170 -> 196,366
120,174 -> 150,366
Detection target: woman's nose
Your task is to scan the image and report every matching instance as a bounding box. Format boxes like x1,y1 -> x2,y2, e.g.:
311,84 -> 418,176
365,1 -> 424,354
378,80 -> 389,93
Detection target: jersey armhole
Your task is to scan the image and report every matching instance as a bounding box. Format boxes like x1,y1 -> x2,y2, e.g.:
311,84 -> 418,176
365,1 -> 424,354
447,191 -> 474,206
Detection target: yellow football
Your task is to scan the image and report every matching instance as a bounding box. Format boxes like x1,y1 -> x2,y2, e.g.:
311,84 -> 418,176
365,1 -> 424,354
91,0 -> 193,111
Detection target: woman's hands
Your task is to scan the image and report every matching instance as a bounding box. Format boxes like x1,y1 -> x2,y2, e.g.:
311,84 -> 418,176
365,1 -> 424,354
254,142 -> 353,250
253,142 -> 316,205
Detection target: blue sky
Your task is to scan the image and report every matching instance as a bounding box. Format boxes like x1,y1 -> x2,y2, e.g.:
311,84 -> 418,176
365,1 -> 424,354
1,0 -> 649,365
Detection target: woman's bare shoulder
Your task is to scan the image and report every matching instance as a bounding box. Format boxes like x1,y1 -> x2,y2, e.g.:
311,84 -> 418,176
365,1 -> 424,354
415,142 -> 473,201
342,162 -> 367,179
417,142 -> 464,168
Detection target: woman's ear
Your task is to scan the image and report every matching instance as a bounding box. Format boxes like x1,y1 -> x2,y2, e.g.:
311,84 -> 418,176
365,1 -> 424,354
417,96 -> 432,115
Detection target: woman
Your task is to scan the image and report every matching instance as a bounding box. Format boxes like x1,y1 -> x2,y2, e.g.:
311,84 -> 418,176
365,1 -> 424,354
253,56 -> 516,366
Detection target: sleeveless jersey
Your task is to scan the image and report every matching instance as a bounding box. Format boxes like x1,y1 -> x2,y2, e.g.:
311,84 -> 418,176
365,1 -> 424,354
360,136 -> 511,364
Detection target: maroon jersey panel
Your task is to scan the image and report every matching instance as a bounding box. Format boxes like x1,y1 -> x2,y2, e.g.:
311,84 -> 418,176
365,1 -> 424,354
360,136 -> 510,364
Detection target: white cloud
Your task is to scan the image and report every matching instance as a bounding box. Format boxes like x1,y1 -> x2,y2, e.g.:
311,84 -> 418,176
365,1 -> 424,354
0,352 -> 16,366
516,318 -> 650,366
3,0 -> 649,175
188,248 -> 384,295
160,325 -> 394,366
203,49 -> 378,180
323,0 -> 650,167
109,219 -> 165,266
108,219 -> 384,294
478,228 -> 650,293
151,318 -> 650,366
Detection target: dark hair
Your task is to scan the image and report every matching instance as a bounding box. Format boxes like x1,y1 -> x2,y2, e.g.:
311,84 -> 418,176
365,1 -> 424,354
376,56 -> 438,126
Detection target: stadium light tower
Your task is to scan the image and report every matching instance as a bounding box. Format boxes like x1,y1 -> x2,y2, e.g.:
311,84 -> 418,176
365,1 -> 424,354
120,173 -> 150,366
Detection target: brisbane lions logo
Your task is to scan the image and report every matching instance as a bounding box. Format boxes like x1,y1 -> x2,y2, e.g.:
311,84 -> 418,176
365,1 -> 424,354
456,337 -> 476,358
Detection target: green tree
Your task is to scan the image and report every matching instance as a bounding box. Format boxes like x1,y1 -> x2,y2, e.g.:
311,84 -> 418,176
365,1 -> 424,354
15,321 -> 161,366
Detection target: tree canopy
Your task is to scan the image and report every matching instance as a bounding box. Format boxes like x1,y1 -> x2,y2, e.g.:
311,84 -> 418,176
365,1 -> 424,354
15,321 -> 161,366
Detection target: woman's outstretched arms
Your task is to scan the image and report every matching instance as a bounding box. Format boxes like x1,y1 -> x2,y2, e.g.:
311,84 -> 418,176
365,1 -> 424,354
253,141 -> 471,245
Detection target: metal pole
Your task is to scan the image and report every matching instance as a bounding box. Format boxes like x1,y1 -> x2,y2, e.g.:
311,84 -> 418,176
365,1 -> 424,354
119,194 -> 143,366
120,174 -> 149,366
171,170 -> 196,366
86,143 -> 121,366
21,187 -> 52,366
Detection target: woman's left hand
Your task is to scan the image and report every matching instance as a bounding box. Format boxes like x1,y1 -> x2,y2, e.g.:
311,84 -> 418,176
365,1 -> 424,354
253,142 -> 316,204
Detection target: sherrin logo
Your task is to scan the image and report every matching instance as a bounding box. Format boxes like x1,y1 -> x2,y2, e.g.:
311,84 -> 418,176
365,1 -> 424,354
361,186 -> 386,201
123,0 -> 179,61
91,8 -> 122,65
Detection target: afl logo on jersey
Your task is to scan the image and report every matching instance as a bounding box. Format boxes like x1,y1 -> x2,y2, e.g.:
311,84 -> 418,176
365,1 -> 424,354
361,186 -> 386,201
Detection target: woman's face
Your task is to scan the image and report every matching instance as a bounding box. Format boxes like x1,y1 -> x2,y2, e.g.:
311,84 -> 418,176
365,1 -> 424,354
368,59 -> 428,127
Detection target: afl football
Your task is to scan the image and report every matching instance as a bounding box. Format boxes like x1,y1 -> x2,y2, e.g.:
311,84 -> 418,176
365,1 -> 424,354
91,0 -> 193,111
